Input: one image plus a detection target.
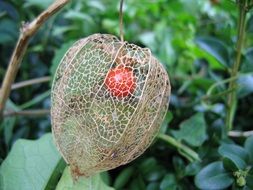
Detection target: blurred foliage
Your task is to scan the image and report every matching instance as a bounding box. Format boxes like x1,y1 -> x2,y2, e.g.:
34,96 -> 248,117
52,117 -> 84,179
0,0 -> 253,189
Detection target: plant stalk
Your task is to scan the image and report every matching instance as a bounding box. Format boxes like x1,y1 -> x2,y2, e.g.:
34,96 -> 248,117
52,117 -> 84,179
157,133 -> 200,162
225,0 -> 248,132
119,0 -> 124,41
4,109 -> 50,117
229,130 -> 253,137
0,76 -> 50,92
0,0 -> 69,116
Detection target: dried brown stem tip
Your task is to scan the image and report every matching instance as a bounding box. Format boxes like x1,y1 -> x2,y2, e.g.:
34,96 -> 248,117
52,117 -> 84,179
0,0 -> 70,115
4,109 -> 50,117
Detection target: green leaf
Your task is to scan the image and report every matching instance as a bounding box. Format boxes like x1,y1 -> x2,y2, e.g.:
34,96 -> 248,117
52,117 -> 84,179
0,19 -> 18,44
241,48 -> 253,73
160,174 -> 177,190
129,175 -> 146,190
172,156 -> 185,177
20,90 -> 50,109
184,161 -> 202,176
100,172 -> 111,186
222,157 -> 239,172
52,26 -> 76,37
0,134 -> 66,190
244,135 -> 253,164
2,116 -> 16,147
147,182 -> 160,190
24,0 -> 53,9
102,19 -> 118,34
247,15 -> 253,33
139,31 -> 156,49
246,168 -> 253,188
87,1 -> 105,11
113,166 -> 134,189
218,143 -> 249,170
159,111 -> 173,134
139,157 -> 158,175
64,10 -> 93,23
50,41 -> 75,79
192,77 -> 214,91
56,167 -> 114,190
195,161 -> 233,190
237,74 -> 253,98
171,113 -> 207,147
1,100 -> 19,147
192,45 -> 225,70
195,36 -> 230,67
157,32 -> 176,66
144,165 -> 166,182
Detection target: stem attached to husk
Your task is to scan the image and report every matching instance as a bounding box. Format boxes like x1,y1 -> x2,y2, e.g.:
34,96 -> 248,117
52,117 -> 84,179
119,0 -> 124,41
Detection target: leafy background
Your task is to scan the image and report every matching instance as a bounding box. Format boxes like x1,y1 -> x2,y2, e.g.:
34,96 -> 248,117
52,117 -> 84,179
0,0 -> 253,189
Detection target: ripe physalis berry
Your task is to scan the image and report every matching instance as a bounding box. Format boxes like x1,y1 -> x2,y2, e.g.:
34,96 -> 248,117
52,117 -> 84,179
105,66 -> 136,97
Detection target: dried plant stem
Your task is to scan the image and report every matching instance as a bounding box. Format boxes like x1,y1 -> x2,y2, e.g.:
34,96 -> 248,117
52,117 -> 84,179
225,0 -> 248,132
119,0 -> 124,41
228,130 -> 253,138
4,109 -> 50,117
0,0 -> 70,116
1,76 -> 50,91
157,133 -> 201,162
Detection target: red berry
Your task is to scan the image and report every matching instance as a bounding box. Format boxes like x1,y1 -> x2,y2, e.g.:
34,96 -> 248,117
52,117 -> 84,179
105,66 -> 136,97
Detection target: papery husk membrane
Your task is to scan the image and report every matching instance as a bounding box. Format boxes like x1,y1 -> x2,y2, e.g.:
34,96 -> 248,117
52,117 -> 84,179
51,34 -> 171,179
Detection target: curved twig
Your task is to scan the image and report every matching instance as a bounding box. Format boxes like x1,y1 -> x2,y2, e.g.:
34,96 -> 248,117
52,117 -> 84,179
157,133 -> 201,162
0,0 -> 70,115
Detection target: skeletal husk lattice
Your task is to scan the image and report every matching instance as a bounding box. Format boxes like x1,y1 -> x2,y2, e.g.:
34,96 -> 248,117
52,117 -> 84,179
51,34 -> 171,179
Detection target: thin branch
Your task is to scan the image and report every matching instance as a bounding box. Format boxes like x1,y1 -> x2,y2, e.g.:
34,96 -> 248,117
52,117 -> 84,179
228,130 -> 253,137
157,133 -> 201,162
119,0 -> 124,41
226,0 -> 249,132
0,0 -> 70,115
4,109 -> 50,117
0,76 -> 50,92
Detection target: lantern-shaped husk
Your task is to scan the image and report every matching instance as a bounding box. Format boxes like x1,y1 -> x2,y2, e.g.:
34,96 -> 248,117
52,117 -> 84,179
51,34 -> 171,179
